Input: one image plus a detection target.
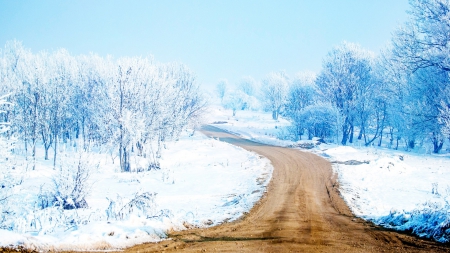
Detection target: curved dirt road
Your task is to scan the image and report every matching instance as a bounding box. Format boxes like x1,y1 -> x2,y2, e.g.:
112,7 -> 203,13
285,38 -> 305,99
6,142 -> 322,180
127,125 -> 449,252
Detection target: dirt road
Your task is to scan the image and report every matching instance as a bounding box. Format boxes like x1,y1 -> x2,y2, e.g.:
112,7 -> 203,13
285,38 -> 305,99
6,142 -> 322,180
127,125 -> 449,252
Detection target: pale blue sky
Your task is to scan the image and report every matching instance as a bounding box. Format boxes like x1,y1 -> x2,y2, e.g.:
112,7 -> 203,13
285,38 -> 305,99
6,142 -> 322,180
0,0 -> 409,89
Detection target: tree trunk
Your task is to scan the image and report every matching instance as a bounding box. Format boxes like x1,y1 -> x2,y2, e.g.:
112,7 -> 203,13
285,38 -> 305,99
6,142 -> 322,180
120,146 -> 130,172
82,121 -> 87,151
408,140 -> 415,150
349,125 -> 354,144
357,128 -> 363,140
32,141 -> 36,170
53,135 -> 58,169
432,133 -> 444,153
44,146 -> 49,160
378,130 -> 383,147
23,132 -> 28,153
272,110 -> 278,120
341,124 -> 349,145
433,141 -> 444,153
389,128 -> 394,148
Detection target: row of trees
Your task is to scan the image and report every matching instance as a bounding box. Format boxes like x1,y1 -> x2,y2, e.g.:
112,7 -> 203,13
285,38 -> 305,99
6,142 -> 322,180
0,41 -> 204,171
217,0 -> 450,153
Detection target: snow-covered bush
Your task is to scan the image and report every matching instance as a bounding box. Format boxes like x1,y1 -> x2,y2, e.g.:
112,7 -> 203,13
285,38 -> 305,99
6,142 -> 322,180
376,201 -> 450,243
288,105 -> 337,141
106,192 -> 158,221
50,154 -> 95,210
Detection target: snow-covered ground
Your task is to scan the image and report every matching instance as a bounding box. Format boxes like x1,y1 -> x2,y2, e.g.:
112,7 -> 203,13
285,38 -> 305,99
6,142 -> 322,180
205,106 -> 295,147
325,146 -> 450,243
0,130 -> 272,251
207,106 -> 450,243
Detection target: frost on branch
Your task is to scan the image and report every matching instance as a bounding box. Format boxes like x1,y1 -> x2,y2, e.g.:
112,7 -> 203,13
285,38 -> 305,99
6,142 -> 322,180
50,153 -> 95,210
0,94 -> 21,227
106,192 -> 158,221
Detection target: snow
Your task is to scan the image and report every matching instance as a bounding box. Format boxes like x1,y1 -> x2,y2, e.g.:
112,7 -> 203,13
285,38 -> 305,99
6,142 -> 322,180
207,107 -> 450,243
0,130 -> 273,251
330,147 -> 450,242
204,105 -> 295,147
3,105 -> 450,249
328,148 -> 444,214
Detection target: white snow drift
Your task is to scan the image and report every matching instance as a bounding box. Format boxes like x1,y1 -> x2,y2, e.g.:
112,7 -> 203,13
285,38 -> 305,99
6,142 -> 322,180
0,131 -> 272,250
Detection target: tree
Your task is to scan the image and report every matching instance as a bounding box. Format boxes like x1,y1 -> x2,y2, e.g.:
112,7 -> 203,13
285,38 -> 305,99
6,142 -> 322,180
223,90 -> 246,116
21,51 -> 49,168
299,105 -> 337,140
0,94 -> 19,221
392,0 -> 450,73
238,76 -> 257,97
216,79 -> 227,103
439,99 -> 450,137
262,71 -> 289,120
390,0 -> 450,152
316,42 -> 374,145
406,66 -> 448,153
0,41 -> 205,172
285,71 -> 316,140
49,49 -> 76,168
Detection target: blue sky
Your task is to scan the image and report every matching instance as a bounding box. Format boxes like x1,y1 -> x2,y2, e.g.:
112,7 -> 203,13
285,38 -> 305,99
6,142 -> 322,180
0,0 -> 409,89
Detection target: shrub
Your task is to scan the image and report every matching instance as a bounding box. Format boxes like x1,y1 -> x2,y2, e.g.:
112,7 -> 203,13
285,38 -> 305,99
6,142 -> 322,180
52,154 -> 94,210
106,192 -> 158,220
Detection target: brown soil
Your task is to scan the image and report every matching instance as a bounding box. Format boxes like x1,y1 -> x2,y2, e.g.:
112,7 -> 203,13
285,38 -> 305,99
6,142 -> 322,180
3,125 -> 448,253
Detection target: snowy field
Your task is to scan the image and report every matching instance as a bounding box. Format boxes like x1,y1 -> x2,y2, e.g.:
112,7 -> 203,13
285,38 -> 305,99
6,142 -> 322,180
0,130 -> 273,251
208,106 -> 450,243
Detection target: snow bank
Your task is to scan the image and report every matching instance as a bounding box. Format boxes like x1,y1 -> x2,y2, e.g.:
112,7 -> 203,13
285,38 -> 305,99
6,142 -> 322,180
377,202 -> 450,243
326,147 -> 450,243
0,131 -> 273,251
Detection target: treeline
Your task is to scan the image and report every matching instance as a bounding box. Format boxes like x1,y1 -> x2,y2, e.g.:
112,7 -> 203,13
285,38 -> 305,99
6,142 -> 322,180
0,41 -> 204,171
219,0 -> 450,153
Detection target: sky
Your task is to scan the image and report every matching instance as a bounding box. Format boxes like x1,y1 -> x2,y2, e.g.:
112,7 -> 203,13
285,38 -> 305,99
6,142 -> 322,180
0,0 -> 409,90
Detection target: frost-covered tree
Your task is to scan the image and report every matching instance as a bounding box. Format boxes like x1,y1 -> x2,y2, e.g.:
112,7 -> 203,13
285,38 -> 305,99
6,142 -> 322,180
405,66 -> 448,152
316,42 -> 374,145
70,54 -> 107,151
439,99 -> 450,136
298,104 -> 337,140
392,0 -> 450,73
389,0 -> 450,152
0,41 -> 205,172
0,94 -> 19,224
374,48 -> 412,149
262,71 -> 289,120
285,72 -> 316,140
238,76 -> 258,97
223,90 -> 246,116
216,79 -> 228,103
